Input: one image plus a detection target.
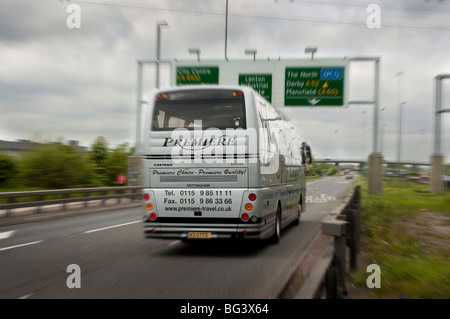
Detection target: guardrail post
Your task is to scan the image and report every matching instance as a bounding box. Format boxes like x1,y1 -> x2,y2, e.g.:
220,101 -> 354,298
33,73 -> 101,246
6,197 -> 13,217
347,186 -> 361,271
84,191 -> 89,208
325,266 -> 336,298
335,225 -> 347,298
37,195 -> 43,214
322,218 -> 348,298
63,193 -> 68,210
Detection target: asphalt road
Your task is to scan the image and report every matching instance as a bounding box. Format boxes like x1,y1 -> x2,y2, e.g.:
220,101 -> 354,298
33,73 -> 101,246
0,176 -> 354,299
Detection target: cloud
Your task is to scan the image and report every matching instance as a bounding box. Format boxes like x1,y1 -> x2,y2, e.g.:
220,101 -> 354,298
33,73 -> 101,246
0,0 -> 449,160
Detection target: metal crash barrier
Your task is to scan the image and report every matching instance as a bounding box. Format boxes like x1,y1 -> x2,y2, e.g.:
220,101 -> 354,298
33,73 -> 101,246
0,186 -> 143,217
296,185 -> 361,299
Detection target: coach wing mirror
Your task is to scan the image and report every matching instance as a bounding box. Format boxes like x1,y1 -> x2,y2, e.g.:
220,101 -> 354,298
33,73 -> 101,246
301,143 -> 312,165
305,145 -> 312,164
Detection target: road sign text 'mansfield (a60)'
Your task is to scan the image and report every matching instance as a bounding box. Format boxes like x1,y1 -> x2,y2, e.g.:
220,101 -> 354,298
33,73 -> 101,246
285,66 -> 345,107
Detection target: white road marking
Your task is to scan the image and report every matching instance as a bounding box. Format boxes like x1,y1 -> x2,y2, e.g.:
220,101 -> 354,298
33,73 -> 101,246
18,294 -> 33,299
168,240 -> 181,246
0,241 -> 43,252
83,220 -> 140,234
0,230 -> 17,240
0,221 -> 141,252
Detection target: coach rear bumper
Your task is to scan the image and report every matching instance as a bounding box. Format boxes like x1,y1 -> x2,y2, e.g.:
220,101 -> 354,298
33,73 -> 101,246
143,217 -> 272,240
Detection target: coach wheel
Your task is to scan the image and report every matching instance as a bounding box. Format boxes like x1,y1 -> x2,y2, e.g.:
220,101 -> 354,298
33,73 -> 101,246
293,201 -> 302,226
270,204 -> 281,244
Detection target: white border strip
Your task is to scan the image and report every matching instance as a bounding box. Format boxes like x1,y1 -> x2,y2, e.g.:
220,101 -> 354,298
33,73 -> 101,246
83,220 -> 140,234
0,241 -> 43,252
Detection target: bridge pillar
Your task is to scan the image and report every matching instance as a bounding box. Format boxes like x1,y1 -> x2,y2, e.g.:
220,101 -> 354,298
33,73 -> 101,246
431,154 -> 444,194
368,153 -> 383,195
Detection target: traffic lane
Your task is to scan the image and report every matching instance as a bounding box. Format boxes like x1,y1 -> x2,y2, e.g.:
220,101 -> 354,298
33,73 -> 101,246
0,222 -> 271,299
0,207 -> 142,250
0,176 -> 354,299
0,176 -> 349,250
0,222 -> 163,299
306,176 -> 353,202
0,221 -> 314,299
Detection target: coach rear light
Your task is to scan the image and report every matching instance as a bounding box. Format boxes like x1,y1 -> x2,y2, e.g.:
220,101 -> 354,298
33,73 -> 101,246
156,93 -> 168,99
146,203 -> 154,210
149,212 -> 157,221
244,203 -> 253,211
248,193 -> 257,201
241,213 -> 249,222
144,193 -> 150,201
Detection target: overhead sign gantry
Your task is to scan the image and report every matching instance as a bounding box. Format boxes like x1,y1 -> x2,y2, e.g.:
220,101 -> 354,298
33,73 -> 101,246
170,58 -> 349,108
136,56 -> 382,195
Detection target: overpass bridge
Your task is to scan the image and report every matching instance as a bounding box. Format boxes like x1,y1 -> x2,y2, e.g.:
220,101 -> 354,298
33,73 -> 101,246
314,158 -> 431,168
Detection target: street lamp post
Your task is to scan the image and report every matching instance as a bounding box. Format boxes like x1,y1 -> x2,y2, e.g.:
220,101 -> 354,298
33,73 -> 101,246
156,21 -> 169,89
397,101 -> 407,176
225,0 -> 228,61
395,71 -> 404,176
362,110 -> 367,161
380,123 -> 386,155
380,106 -> 386,154
334,129 -> 339,159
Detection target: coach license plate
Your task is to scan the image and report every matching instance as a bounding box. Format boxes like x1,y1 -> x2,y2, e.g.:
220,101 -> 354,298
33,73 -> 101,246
187,232 -> 212,239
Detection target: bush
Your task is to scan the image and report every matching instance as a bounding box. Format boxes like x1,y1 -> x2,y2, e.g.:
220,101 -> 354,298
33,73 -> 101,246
0,154 -> 19,188
20,142 -> 100,189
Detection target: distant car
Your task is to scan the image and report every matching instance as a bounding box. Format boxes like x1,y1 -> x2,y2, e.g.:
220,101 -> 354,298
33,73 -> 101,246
345,172 -> 354,179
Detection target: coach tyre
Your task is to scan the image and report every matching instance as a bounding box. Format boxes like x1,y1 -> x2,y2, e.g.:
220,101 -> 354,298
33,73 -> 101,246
270,204 -> 281,244
293,196 -> 302,226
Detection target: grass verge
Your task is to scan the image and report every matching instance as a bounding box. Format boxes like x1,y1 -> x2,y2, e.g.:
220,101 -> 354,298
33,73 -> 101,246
349,177 -> 450,299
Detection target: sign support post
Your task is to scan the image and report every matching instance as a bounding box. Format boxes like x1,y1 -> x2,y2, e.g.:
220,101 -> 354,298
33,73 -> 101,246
347,57 -> 382,195
431,74 -> 450,193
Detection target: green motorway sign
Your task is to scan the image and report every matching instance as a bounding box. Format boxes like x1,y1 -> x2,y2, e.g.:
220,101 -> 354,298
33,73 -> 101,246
176,66 -> 219,85
285,67 -> 345,106
239,74 -> 272,102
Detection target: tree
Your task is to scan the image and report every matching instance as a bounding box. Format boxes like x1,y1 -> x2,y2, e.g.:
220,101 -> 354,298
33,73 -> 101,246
89,136 -> 109,185
105,143 -> 132,185
445,164 -> 450,177
306,157 -> 317,176
0,154 -> 18,188
20,142 -> 99,189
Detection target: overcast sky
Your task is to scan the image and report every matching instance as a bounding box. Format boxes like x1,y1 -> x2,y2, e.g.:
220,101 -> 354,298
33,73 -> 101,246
1,0 -> 450,163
